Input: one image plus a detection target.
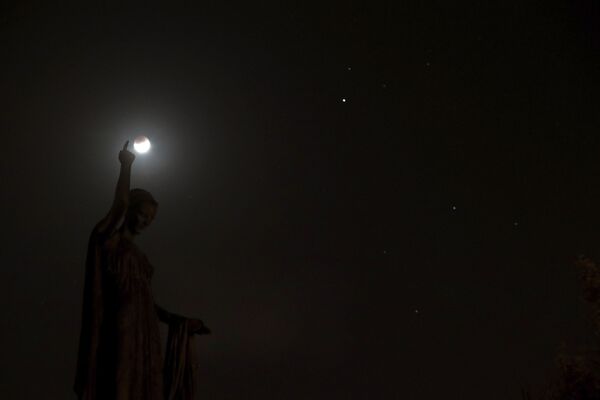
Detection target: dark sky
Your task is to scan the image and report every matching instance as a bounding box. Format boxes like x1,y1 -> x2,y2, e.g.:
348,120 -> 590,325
2,1 -> 600,398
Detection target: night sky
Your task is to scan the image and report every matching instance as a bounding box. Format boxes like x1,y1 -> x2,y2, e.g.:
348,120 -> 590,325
3,1 -> 600,399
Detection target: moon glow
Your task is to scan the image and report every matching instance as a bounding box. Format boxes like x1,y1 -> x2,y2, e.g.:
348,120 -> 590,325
133,136 -> 151,153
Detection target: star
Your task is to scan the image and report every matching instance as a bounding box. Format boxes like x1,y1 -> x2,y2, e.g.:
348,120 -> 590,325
341,98 -> 347,103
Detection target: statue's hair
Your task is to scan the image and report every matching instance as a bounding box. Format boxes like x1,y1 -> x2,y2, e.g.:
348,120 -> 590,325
129,188 -> 158,210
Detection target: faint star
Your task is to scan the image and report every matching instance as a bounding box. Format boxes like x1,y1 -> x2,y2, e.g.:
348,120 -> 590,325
451,205 -> 457,211
342,98 -> 347,103
347,66 -> 352,71
414,309 -> 419,314
381,83 -> 387,89
425,61 -> 431,67
513,221 -> 519,227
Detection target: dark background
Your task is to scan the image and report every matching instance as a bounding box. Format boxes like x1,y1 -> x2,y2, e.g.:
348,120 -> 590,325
2,1 -> 600,398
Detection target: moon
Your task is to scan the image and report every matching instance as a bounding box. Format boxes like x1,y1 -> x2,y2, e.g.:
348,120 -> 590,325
133,135 -> 151,153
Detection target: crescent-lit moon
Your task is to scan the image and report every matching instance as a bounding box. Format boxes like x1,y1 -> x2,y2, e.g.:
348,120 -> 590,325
133,136 -> 151,153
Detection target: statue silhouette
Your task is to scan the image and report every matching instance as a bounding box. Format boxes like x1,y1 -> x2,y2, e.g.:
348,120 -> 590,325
74,141 -> 210,400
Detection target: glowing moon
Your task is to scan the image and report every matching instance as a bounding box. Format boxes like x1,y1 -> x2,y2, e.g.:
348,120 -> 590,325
133,135 -> 151,153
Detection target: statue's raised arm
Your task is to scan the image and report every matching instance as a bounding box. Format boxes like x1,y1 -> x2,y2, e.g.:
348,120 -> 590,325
95,141 -> 135,237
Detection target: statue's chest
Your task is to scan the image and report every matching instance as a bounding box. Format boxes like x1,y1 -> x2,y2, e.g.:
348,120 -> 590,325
104,238 -> 154,288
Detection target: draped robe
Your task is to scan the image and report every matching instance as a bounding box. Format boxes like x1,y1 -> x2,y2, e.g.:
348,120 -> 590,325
74,225 -> 196,400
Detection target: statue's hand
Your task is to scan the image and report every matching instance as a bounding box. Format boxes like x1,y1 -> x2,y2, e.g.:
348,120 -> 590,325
119,141 -> 136,166
188,318 -> 211,335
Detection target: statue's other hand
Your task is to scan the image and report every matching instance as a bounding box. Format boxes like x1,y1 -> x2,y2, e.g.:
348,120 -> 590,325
576,254 -> 596,270
188,318 -> 211,335
119,140 -> 136,166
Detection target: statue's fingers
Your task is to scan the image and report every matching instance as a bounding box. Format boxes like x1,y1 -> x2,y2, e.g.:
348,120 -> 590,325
123,140 -> 129,150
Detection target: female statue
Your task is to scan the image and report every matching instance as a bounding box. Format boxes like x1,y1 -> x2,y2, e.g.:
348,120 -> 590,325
74,141 -> 210,400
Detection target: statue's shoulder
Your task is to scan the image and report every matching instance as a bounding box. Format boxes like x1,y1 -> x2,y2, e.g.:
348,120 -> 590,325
89,226 -> 121,249
103,232 -> 123,250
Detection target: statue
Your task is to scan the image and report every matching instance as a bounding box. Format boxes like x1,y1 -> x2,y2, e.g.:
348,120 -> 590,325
74,141 -> 210,399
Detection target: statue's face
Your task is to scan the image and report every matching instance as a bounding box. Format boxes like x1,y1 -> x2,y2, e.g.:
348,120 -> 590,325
129,202 -> 157,234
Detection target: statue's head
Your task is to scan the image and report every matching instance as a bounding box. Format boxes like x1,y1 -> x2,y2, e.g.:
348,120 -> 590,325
126,188 -> 158,235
